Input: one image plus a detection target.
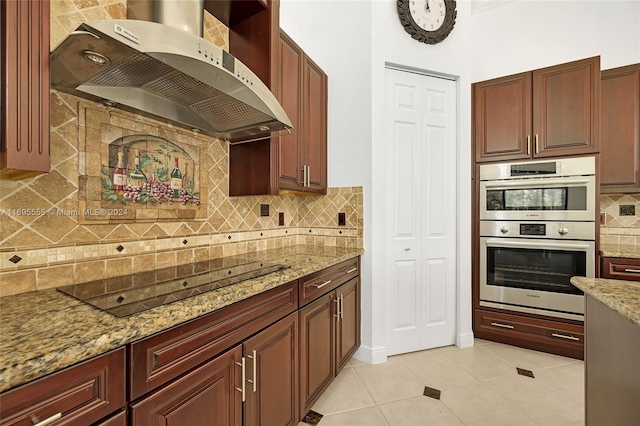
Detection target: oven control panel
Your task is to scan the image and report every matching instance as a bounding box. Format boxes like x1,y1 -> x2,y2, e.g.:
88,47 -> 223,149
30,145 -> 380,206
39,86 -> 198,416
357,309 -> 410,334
480,221 -> 595,240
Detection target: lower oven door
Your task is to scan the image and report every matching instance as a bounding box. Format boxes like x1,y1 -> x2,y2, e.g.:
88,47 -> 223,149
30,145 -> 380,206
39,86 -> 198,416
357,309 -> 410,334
479,237 -> 594,320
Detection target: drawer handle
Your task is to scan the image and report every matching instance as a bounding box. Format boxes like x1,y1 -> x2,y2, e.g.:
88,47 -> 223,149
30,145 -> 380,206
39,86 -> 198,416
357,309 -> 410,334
31,413 -> 62,426
552,333 -> 580,341
623,268 -> 640,273
491,322 -> 514,329
346,267 -> 357,274
313,280 -> 332,289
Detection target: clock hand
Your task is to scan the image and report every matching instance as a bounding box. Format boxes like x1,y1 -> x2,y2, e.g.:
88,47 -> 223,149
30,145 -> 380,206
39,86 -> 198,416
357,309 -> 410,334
424,0 -> 431,12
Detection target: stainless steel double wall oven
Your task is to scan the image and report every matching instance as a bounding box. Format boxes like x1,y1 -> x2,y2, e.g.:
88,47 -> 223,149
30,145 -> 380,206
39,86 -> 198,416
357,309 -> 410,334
479,156 -> 596,320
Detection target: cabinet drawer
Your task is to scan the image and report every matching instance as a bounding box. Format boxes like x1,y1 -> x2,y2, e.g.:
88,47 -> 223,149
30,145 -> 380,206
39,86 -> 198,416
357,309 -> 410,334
0,348 -> 125,426
601,257 -> 640,281
299,258 -> 359,306
475,309 -> 584,357
130,281 -> 298,400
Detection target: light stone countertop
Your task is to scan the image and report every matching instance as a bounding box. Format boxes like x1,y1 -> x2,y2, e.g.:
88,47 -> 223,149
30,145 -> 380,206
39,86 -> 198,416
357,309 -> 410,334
600,243 -> 640,260
0,245 -> 364,393
570,276 -> 640,327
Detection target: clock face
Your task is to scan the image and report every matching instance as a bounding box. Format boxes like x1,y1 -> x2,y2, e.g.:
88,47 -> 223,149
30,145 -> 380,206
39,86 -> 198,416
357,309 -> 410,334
409,0 -> 446,32
397,0 -> 457,45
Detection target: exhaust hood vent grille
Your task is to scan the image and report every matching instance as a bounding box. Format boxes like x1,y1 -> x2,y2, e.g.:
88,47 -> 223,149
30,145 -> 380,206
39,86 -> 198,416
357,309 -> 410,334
146,72 -> 221,105
88,53 -> 172,87
191,98 -> 273,132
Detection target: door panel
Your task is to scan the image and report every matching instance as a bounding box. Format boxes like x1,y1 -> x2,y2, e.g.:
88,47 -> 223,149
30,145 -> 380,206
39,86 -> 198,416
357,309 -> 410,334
299,292 -> 335,418
304,57 -> 327,193
474,73 -> 531,162
131,346 -> 242,426
385,67 -> 457,356
244,312 -> 298,426
336,278 -> 360,373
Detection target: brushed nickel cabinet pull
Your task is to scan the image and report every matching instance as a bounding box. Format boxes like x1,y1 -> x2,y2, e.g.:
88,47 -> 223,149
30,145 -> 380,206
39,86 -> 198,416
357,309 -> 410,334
313,280 -> 332,289
346,267 -> 357,274
535,134 -> 539,154
340,294 -> 344,319
31,413 -> 62,426
552,333 -> 580,341
246,350 -> 257,392
334,298 -> 340,319
623,268 -> 640,273
235,357 -> 246,402
527,135 -> 531,155
491,322 -> 514,329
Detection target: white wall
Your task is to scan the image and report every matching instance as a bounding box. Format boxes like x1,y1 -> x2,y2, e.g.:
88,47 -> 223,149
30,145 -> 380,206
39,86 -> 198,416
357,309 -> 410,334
470,0 -> 640,81
281,0 -> 640,363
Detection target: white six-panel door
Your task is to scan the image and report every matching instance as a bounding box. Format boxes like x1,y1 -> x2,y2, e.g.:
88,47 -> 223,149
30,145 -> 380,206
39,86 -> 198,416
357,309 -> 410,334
384,67 -> 457,356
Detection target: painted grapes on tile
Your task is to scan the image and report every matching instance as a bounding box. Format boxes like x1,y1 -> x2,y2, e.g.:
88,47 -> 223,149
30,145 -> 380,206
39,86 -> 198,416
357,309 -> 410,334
103,135 -> 200,206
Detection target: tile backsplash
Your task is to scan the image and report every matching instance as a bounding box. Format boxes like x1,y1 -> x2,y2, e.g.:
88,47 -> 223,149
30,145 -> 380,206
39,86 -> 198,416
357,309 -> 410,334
600,194 -> 640,245
0,0 -> 363,297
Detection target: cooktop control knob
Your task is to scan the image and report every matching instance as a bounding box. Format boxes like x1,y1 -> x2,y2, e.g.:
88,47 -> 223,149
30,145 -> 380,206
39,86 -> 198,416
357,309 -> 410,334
558,227 -> 569,236
500,226 -> 509,234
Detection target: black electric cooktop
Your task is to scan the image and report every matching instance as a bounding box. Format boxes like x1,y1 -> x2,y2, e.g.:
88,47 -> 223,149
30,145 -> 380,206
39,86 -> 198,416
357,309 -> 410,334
58,258 -> 290,317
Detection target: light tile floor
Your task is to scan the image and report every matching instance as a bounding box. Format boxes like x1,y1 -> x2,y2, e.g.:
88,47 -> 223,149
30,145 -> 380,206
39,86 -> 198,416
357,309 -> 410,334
300,339 -> 584,426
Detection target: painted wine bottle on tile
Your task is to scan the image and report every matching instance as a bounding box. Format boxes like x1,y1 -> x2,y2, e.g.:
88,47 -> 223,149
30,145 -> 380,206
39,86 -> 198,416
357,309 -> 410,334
113,150 -> 127,191
170,157 -> 183,198
128,149 -> 146,184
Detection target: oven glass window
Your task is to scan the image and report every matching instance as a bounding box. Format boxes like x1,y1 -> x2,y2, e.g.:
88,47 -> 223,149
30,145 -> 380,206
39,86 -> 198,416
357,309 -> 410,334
486,187 -> 586,211
486,247 -> 585,295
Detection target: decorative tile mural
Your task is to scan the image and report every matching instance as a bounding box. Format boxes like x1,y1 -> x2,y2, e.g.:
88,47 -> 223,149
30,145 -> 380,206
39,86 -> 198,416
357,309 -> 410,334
104,135 -> 200,207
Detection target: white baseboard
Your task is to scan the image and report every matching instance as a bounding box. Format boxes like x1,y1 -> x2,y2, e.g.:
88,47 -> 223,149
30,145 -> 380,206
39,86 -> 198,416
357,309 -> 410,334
456,331 -> 475,349
353,345 -> 387,364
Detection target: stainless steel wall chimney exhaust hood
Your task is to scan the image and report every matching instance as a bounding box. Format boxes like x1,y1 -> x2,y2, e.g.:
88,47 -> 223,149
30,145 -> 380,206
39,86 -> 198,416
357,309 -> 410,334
50,0 -> 291,143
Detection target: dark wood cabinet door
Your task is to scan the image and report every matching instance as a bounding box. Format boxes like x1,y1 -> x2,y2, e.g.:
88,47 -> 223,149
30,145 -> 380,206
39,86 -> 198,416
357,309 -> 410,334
336,278 -> 361,373
299,292 -> 335,419
532,56 -> 600,158
302,56 -> 327,194
1,0 -> 50,180
600,63 -> 640,192
473,73 -> 532,163
278,32 -> 304,192
130,345 -> 242,426
244,312 -> 298,426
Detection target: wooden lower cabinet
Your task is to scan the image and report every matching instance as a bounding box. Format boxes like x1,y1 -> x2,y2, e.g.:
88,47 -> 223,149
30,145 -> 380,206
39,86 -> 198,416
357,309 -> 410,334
601,257 -> 640,281
299,292 -> 336,418
244,312 -> 298,426
0,348 -> 126,426
474,309 -> 584,359
299,276 -> 361,418
130,346 -> 243,426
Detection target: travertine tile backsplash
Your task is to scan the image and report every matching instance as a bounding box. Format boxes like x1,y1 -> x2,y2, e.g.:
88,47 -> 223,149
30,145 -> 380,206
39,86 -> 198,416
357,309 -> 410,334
0,0 -> 363,297
600,194 -> 640,245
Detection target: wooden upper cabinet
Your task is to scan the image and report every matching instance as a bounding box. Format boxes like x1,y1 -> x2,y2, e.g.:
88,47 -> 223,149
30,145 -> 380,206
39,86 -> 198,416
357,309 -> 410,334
533,56 -> 600,158
277,33 -> 304,192
474,73 -> 532,162
600,63 -> 640,192
474,56 -> 601,163
1,0 -> 51,180
301,55 -> 328,194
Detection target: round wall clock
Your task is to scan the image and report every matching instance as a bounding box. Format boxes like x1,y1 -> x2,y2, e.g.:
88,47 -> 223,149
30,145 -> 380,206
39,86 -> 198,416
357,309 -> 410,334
397,0 -> 457,45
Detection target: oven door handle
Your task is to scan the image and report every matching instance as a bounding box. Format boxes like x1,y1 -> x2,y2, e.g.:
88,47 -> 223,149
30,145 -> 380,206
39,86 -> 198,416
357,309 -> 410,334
485,239 -> 591,251
483,178 -> 591,189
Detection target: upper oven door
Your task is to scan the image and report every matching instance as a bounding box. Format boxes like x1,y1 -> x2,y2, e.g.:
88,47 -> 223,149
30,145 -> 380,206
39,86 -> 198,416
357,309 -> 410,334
480,175 -> 596,221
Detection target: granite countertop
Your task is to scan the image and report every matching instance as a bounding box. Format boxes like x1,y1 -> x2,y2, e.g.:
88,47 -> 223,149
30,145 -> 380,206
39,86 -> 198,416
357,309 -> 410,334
571,276 -> 640,327
599,243 -> 640,259
0,245 -> 364,393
